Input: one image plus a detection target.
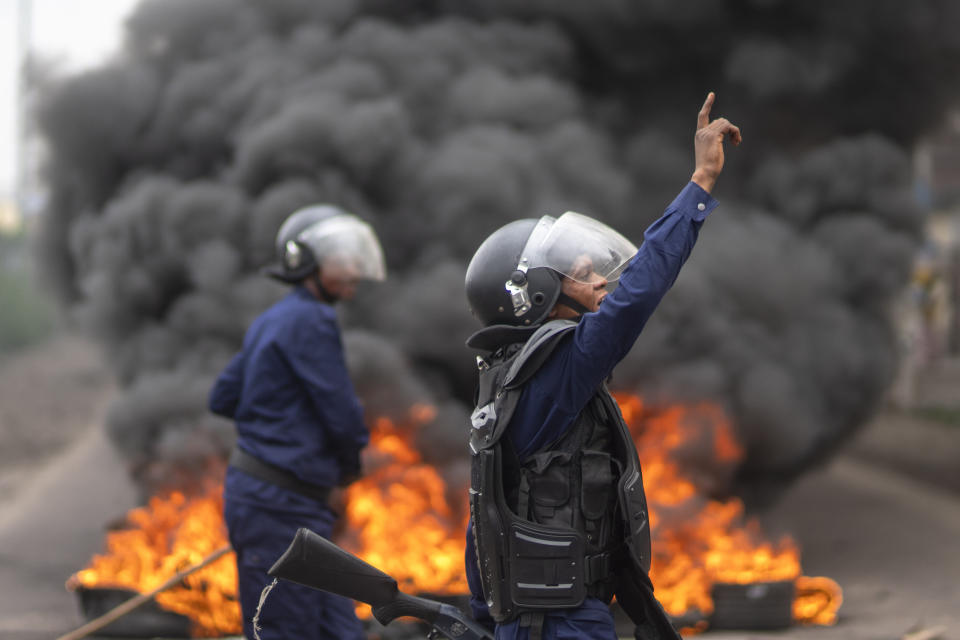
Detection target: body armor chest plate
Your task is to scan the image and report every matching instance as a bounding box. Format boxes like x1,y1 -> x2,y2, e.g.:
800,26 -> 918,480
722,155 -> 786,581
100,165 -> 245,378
468,321 -> 652,623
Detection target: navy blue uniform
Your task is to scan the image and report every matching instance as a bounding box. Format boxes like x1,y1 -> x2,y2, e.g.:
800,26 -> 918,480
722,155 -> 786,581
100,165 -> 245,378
210,286 -> 369,640
466,182 -> 718,639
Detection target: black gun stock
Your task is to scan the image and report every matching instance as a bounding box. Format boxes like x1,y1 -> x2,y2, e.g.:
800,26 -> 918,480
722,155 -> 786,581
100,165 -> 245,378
268,528 -> 493,640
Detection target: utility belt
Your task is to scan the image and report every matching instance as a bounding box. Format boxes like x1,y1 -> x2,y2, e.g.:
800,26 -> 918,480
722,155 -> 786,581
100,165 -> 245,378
229,447 -> 331,504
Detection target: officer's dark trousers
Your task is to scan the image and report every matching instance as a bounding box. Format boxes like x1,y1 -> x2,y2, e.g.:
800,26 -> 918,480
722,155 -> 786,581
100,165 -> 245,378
224,499 -> 364,640
494,598 -> 619,640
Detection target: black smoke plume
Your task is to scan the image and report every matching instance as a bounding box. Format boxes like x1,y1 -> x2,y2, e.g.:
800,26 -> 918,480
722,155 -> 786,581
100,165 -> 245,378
34,0 -> 960,498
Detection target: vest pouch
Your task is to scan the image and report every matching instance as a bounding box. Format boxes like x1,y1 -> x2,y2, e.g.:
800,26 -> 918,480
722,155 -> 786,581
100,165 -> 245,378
580,450 -> 614,520
522,451 -> 573,526
507,518 -> 586,609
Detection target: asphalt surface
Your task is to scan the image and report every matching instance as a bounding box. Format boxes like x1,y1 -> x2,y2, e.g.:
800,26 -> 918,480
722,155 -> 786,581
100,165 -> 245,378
0,421 -> 139,639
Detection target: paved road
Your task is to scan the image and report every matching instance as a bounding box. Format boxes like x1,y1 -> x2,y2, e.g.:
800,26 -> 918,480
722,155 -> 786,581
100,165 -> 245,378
0,422 -> 139,639
748,456 -> 960,640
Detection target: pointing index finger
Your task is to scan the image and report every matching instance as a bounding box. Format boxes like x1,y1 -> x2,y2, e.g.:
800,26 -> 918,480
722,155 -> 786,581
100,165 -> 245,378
697,92 -> 715,130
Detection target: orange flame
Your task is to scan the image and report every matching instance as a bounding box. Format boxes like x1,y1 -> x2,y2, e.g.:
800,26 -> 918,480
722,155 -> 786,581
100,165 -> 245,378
615,393 -> 841,625
72,395 -> 841,634
68,478 -> 241,637
794,575 -> 844,625
341,406 -> 469,595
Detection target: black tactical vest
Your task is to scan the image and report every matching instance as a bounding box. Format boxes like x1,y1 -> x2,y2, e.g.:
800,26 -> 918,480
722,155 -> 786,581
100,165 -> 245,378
468,321 -> 678,639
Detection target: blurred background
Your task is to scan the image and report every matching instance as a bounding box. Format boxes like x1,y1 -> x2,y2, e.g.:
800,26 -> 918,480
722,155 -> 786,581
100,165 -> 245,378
1,1 -> 959,639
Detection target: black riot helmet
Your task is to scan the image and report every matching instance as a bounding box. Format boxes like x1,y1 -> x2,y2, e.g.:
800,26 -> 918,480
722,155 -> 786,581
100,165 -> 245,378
466,212 -> 638,328
466,219 -> 561,328
264,204 -> 386,285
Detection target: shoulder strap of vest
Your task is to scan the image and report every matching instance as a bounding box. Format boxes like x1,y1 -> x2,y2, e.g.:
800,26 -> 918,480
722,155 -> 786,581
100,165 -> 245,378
469,319 -> 577,453
503,319 -> 577,390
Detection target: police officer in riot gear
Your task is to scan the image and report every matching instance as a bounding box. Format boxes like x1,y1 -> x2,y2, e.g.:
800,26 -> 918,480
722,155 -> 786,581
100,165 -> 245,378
209,204 -> 385,639
464,93 -> 741,640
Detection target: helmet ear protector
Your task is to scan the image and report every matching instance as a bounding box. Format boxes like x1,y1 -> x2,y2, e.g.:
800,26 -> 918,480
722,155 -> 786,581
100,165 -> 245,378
506,266 -> 595,323
465,261 -> 562,350
505,269 -> 532,317
264,239 -> 319,283
505,266 -> 561,325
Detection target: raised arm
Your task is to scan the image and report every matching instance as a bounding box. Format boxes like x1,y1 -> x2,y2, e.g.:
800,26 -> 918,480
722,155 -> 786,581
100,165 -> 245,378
549,93 -> 742,410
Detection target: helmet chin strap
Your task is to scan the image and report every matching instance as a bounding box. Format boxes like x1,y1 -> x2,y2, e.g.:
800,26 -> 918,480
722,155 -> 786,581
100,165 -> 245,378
308,271 -> 338,304
555,292 -> 591,316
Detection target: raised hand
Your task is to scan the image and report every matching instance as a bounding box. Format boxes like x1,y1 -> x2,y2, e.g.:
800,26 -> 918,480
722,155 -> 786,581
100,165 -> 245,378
691,92 -> 741,193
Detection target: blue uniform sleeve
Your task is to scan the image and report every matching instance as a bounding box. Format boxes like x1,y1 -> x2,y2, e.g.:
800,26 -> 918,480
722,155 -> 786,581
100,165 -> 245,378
564,181 -> 717,391
512,182 -> 717,455
284,314 -> 371,455
209,352 -> 244,418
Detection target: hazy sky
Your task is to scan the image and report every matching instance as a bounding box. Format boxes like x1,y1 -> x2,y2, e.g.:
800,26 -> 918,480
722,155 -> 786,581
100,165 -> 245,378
0,0 -> 141,201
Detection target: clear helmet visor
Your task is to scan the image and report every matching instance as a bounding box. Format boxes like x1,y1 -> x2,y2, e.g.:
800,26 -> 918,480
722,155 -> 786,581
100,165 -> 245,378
521,211 -> 637,283
297,215 -> 386,282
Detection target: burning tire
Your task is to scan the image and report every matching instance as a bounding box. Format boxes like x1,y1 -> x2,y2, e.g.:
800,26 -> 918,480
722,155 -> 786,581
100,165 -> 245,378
74,585 -> 191,638
708,580 -> 795,630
